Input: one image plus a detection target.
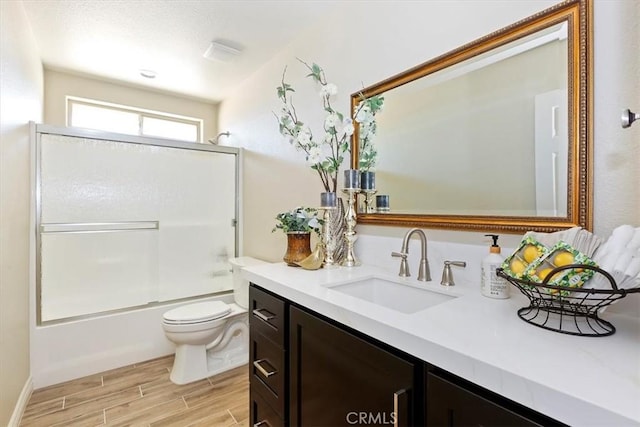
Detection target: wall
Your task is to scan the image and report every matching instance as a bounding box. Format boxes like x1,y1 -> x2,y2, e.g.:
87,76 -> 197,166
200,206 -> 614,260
0,1 -> 43,425
44,69 -> 219,142
218,0 -> 564,261
220,0 -> 639,263
593,0 -> 640,234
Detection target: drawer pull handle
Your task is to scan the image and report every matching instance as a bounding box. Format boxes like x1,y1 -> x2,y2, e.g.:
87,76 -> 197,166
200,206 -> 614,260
394,388 -> 409,427
252,308 -> 275,322
253,359 -> 277,378
253,421 -> 271,427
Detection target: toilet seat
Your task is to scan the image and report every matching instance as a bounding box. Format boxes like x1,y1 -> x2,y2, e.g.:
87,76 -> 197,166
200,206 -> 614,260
162,301 -> 231,325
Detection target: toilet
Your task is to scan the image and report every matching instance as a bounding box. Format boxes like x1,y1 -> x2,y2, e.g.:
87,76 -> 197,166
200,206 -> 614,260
162,256 -> 267,384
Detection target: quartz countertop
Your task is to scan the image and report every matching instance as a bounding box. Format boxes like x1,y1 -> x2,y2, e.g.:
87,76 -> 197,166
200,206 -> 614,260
243,262 -> 640,426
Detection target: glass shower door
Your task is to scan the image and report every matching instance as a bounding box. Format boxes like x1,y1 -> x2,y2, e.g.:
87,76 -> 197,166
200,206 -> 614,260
37,129 -> 239,323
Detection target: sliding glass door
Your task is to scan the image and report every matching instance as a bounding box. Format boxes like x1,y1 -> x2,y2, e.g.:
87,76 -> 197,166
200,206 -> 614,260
35,126 -> 240,323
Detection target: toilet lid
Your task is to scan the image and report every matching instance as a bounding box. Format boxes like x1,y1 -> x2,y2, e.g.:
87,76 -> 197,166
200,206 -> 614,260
163,301 -> 231,324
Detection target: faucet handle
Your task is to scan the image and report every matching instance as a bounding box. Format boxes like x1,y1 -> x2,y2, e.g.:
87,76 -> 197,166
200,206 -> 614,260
441,260 -> 466,286
391,251 -> 410,277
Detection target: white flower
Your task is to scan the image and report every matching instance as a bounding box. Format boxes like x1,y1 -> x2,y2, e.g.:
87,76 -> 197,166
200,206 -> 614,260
308,217 -> 320,229
297,126 -> 312,145
319,83 -> 338,98
355,104 -> 372,123
307,146 -> 322,165
339,118 -> 355,139
324,113 -> 340,129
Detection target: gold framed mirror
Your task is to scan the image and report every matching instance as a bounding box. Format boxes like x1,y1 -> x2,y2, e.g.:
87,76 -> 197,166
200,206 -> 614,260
351,0 -> 591,233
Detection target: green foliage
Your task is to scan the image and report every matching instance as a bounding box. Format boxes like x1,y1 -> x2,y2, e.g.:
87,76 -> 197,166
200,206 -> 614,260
272,207 -> 322,234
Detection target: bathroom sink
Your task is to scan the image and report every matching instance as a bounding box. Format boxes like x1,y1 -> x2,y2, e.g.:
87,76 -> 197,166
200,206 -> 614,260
329,277 -> 456,314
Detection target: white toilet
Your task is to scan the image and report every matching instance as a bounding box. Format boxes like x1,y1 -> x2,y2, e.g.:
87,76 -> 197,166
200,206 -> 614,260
162,256 -> 267,384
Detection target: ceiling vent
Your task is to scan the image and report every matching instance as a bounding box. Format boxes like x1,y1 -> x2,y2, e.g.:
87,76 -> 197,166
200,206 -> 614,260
203,39 -> 243,63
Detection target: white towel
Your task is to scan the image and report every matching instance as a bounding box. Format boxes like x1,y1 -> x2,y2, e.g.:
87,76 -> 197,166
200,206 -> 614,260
626,228 -> 640,251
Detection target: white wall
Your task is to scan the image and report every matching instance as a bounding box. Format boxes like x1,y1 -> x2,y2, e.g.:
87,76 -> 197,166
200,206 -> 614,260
593,0 -> 640,234
219,0 -> 563,261
0,1 -> 43,425
44,69 -> 219,142
219,0 -> 640,263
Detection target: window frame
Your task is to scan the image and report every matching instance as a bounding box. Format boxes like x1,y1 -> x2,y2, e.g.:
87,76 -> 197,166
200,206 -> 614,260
66,96 -> 203,143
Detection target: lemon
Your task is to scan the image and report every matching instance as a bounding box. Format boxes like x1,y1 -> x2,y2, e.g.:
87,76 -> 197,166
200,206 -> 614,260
523,245 -> 540,264
537,268 -> 552,280
510,258 -> 526,275
553,251 -> 575,267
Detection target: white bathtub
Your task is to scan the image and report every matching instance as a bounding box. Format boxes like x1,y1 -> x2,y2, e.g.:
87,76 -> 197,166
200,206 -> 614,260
30,293 -> 234,388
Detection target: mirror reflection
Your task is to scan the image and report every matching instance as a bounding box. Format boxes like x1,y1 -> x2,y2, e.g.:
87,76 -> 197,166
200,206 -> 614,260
351,0 -> 591,233
375,23 -> 568,217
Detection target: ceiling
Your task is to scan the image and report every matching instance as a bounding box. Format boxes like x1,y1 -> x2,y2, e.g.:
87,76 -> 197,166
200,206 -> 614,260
21,0 -> 338,103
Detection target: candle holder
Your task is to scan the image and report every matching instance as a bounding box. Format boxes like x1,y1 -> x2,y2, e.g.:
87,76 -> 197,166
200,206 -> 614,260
361,189 -> 378,213
341,188 -> 361,267
376,194 -> 390,212
318,206 -> 338,268
344,169 -> 360,191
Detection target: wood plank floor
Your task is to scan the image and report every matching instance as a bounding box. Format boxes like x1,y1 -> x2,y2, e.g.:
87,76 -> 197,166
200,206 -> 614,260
20,356 -> 249,427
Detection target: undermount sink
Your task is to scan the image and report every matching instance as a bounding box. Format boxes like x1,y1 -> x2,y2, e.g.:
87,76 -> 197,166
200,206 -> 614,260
329,277 -> 456,314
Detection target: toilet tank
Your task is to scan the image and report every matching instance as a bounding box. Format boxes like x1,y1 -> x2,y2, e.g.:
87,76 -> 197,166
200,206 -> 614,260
229,256 -> 268,309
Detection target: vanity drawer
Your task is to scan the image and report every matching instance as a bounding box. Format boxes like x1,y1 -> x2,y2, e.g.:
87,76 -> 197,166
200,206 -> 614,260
250,330 -> 286,417
250,284 -> 286,345
251,389 -> 285,427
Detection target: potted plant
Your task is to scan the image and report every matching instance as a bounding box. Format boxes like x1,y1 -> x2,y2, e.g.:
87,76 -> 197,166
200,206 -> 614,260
273,207 -> 321,266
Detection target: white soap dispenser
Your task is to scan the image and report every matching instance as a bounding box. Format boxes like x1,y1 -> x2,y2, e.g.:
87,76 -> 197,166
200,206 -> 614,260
481,234 -> 510,299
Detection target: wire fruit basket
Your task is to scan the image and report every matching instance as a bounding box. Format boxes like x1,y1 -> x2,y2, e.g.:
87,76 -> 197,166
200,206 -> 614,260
496,265 -> 640,337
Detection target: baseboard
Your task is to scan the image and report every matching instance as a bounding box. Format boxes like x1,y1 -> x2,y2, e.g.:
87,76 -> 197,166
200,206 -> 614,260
8,376 -> 33,427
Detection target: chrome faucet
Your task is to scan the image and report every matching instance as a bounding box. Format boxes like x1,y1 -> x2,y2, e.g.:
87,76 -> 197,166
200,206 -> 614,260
391,228 -> 431,281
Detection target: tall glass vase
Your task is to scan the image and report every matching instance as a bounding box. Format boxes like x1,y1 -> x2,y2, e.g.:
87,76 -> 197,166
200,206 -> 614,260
323,196 -> 347,265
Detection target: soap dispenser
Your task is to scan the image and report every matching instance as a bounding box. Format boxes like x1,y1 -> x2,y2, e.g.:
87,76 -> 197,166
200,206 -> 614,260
481,234 -> 510,299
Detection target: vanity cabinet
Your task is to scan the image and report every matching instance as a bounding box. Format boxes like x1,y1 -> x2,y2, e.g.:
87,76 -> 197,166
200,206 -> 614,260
249,284 -> 423,426
249,283 -> 561,427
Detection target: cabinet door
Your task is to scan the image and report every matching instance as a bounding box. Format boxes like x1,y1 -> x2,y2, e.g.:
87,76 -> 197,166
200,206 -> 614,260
290,305 -> 418,427
426,371 -> 549,427
251,389 -> 285,427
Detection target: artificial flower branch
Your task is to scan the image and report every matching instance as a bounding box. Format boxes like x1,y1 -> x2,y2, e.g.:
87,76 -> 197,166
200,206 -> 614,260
275,59 -> 384,191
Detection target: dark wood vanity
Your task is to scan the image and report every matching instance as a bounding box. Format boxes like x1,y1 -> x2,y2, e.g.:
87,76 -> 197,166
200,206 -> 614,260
249,284 -> 562,427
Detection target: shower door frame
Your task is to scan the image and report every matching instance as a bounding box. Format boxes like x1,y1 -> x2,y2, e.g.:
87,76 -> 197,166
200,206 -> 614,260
32,123 -> 243,325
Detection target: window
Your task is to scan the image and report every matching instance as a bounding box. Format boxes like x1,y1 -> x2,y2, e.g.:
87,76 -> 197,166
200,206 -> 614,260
67,97 -> 202,142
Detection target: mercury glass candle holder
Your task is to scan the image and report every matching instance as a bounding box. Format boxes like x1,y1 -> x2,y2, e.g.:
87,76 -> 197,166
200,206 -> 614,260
340,188 -> 360,267
361,189 -> 378,213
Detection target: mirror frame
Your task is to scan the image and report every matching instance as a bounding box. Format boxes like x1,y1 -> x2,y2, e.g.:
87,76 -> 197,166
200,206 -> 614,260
351,0 -> 592,234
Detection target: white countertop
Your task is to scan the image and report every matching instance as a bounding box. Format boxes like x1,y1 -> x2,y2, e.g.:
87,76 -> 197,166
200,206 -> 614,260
243,262 -> 640,427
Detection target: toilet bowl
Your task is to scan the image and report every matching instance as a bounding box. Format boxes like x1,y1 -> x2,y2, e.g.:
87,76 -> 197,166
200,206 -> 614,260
162,256 -> 267,384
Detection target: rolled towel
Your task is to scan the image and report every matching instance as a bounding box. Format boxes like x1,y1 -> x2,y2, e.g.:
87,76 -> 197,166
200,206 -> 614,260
609,224 -> 635,251
596,252 -> 616,271
613,252 -> 634,274
624,255 -> 640,278
626,228 -> 640,250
